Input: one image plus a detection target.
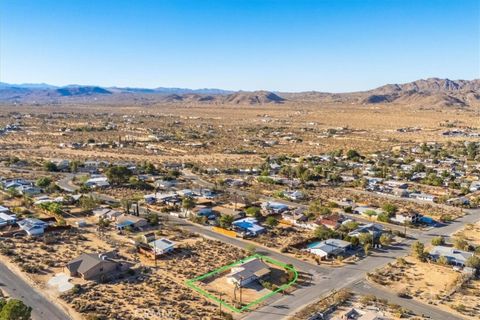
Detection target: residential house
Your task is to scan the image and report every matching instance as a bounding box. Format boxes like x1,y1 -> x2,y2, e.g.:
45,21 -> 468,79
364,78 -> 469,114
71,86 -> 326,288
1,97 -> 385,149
318,214 -> 344,230
410,193 -> 437,202
305,239 -> 351,259
0,207 -> 16,228
149,238 -> 176,256
227,258 -> 271,287
391,212 -> 422,224
92,208 -> 122,220
429,246 -> 474,267
261,201 -> 289,215
469,181 -> 480,192
18,218 -> 48,236
232,218 -> 265,236
283,190 -> 304,201
348,223 -> 384,239
85,176 -> 110,188
115,214 -> 148,231
65,252 -> 125,281
192,205 -> 216,220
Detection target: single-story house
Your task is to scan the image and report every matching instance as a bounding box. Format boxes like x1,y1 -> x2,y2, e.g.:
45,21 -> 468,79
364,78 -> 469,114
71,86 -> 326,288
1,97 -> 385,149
469,181 -> 480,192
232,217 -> 265,236
0,210 -> 16,228
409,193 -> 437,202
153,179 -> 177,189
317,214 -> 344,230
429,246 -> 474,267
391,212 -> 422,224
446,197 -> 470,206
227,258 -> 271,287
213,205 -> 245,220
65,252 -> 124,281
261,201 -> 289,214
17,185 -> 43,196
149,238 -> 176,256
384,180 -> 408,189
115,214 -> 148,231
85,176 -> 110,188
348,223 -> 383,238
305,239 -> 351,259
93,208 -> 122,220
283,190 -> 304,201
18,218 -> 48,236
192,205 -> 216,219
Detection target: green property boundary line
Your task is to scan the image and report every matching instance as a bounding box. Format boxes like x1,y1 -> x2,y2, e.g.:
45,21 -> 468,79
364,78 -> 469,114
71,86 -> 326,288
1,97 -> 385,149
185,253 -> 298,313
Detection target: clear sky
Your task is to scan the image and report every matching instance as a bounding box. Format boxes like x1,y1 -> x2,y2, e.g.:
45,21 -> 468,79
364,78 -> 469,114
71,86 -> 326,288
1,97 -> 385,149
1,0 -> 479,92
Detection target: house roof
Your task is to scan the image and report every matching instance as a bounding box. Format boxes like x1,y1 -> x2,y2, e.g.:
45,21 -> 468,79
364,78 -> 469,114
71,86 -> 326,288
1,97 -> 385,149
149,238 -> 175,252
229,258 -> 270,281
66,252 -> 118,275
429,246 -> 473,263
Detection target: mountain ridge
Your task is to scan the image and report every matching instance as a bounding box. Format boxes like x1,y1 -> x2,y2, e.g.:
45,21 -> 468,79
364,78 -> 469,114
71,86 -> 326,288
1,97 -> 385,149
0,78 -> 478,107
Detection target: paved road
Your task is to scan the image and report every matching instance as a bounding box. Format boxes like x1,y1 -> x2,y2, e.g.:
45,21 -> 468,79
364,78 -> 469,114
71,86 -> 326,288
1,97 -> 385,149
0,262 -> 71,320
78,172 -> 480,319
244,208 -> 480,320
350,280 -> 463,320
56,174 -> 80,193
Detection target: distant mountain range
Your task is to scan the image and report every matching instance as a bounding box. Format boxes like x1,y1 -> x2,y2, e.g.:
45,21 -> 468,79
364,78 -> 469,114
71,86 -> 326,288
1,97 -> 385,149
0,78 -> 478,107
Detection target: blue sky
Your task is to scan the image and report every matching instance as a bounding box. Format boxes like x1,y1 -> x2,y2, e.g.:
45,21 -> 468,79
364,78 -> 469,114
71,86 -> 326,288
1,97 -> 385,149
1,0 -> 478,92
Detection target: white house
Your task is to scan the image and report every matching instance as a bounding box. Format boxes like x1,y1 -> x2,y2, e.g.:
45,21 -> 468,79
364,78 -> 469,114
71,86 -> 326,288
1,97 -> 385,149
429,246 -> 473,267
305,239 -> 351,259
18,218 -> 48,236
149,238 -> 176,255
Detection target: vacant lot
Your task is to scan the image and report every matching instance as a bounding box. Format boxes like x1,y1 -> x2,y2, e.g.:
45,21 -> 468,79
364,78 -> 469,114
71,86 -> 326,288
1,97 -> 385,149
370,256 -> 479,319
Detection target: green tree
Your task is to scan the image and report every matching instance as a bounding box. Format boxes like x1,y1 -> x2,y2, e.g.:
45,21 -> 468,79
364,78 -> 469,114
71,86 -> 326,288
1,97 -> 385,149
411,241 -> 426,261
265,216 -> 279,228
245,206 -> 261,218
182,197 -> 196,212
465,255 -> 480,269
377,213 -> 390,223
431,236 -> 445,246
246,244 -> 256,255
381,203 -> 398,217
219,214 -> 234,228
358,233 -> 373,245
437,255 -> 449,265
79,195 -> 98,211
0,299 -> 32,320
105,166 -> 132,185
314,225 -> 334,240
35,177 -> 52,188
146,212 -> 159,226
453,238 -> 469,251
379,234 -> 393,247
346,149 -> 361,160
363,243 -> 372,255
43,161 -> 58,172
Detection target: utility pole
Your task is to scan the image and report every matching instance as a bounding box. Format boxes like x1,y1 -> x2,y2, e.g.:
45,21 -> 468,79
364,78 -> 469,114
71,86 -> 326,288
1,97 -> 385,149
219,292 -> 223,316
153,233 -> 157,268
239,276 -> 243,307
